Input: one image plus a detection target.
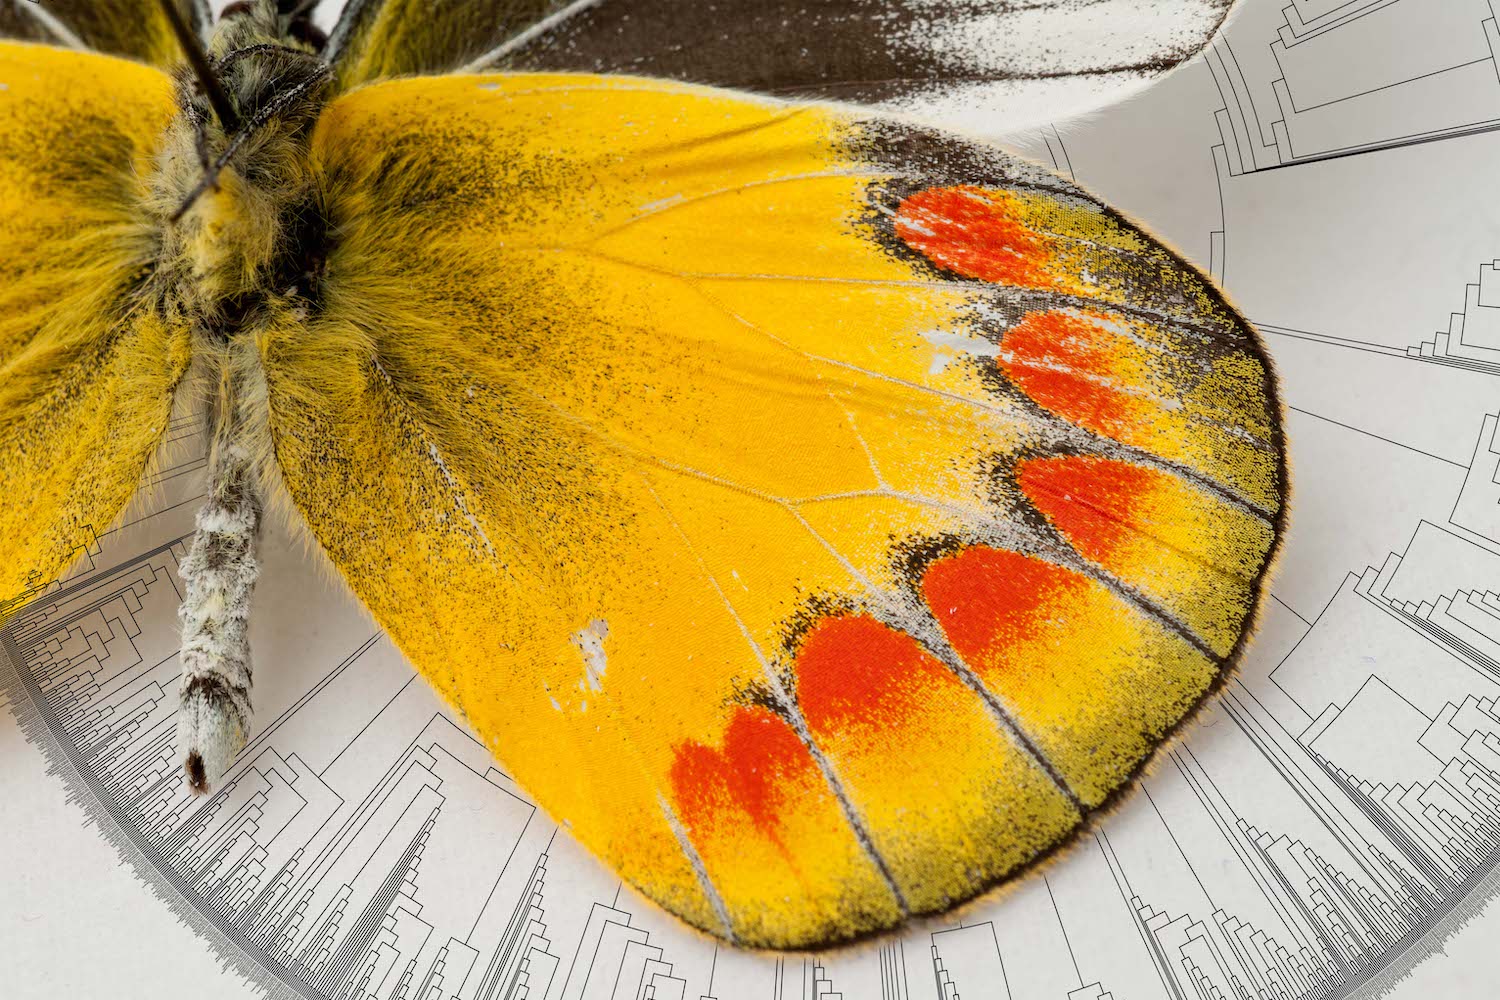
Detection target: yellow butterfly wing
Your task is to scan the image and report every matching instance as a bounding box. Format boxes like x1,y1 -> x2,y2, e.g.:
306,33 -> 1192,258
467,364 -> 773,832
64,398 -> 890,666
0,42 -> 190,615
266,74 -> 1285,948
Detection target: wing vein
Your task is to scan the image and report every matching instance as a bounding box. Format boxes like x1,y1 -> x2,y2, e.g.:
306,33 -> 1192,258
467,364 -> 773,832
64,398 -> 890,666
622,261 -> 1241,345
1021,474 -> 1260,588
371,358 -> 498,559
356,355 -> 588,616
581,167 -> 912,247
657,793 -> 738,942
656,286 -> 1235,662
462,0 -> 606,72
550,241 -> 1258,390
639,473 -> 910,917
681,275 -> 1277,521
782,506 -> 1088,815
21,3 -> 86,49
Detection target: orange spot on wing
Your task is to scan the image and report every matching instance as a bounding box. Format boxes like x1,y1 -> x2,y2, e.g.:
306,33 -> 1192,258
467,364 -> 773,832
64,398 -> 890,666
795,615 -> 953,734
669,706 -> 817,844
920,542 -> 1221,807
1017,455 -> 1161,564
920,547 -> 1089,670
787,608 -> 1084,901
895,186 -> 1056,288
999,311 -> 1150,438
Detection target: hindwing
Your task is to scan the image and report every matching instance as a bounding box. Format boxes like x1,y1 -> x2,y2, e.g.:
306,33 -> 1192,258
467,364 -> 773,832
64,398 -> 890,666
258,74 -> 1286,948
0,43 -> 190,617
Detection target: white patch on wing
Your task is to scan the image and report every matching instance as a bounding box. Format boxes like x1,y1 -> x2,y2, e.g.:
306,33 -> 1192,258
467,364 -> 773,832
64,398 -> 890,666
921,327 -> 1002,374
640,193 -> 686,213
905,0 -> 1226,77
571,618 -> 611,693
885,0 -> 1232,133
426,442 -> 496,556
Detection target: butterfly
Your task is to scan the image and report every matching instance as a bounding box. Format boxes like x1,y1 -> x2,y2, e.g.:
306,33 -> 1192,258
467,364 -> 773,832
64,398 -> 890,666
0,0 -> 1281,950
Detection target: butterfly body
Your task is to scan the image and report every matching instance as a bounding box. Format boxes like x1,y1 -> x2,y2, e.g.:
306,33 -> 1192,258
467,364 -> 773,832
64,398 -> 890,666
137,6 -> 334,789
0,0 -> 1281,950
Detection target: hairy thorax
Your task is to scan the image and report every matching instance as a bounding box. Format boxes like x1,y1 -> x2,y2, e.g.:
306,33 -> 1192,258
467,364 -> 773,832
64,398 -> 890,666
151,2 -> 332,344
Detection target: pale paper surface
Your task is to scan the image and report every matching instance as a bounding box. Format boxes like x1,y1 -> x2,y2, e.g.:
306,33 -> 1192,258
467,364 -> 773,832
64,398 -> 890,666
7,0 -> 1500,997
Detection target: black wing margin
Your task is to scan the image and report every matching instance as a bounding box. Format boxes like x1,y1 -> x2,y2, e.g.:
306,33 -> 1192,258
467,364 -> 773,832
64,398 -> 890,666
328,0 -> 1236,127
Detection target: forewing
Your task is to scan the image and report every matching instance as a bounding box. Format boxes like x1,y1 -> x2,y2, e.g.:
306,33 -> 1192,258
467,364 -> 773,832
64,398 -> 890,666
272,74 -> 1285,948
329,0 -> 1236,129
0,3 -> 45,45
0,43 -> 190,615
0,0 -> 209,66
327,0 -> 570,87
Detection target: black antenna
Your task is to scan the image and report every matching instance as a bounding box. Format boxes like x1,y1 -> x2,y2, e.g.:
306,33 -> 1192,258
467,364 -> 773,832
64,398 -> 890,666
156,0 -> 240,134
